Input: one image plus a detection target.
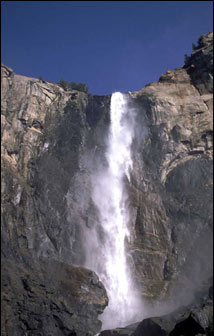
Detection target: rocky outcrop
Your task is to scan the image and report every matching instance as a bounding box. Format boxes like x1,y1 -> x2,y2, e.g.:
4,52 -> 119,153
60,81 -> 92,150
184,31 -> 213,94
1,253 -> 107,336
1,32 -> 213,334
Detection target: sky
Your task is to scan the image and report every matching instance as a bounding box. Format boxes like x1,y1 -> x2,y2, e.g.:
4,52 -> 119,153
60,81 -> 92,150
1,1 -> 213,95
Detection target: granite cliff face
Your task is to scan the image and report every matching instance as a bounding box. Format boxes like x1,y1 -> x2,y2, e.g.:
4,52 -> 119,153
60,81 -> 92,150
1,67 -> 109,335
1,32 -> 213,335
129,32 -> 213,307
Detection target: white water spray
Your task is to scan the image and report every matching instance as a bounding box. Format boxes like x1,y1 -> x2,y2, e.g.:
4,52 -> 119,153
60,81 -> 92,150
88,92 -> 143,330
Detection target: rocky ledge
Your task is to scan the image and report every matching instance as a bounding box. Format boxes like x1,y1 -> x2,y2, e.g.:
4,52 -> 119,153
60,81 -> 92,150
1,251 -> 108,336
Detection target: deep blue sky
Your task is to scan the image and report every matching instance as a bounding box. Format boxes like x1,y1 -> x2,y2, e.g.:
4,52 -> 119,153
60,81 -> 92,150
1,1 -> 213,95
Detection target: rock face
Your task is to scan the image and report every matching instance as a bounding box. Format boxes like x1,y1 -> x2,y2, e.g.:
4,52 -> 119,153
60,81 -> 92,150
128,31 -> 213,307
2,253 -> 107,336
1,66 -> 109,335
1,32 -> 213,334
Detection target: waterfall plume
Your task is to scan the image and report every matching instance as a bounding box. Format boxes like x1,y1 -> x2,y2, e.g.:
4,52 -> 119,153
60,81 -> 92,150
85,92 -> 143,330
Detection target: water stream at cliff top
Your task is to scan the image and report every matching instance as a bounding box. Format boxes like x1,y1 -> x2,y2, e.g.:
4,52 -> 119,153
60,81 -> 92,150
87,92 -> 143,330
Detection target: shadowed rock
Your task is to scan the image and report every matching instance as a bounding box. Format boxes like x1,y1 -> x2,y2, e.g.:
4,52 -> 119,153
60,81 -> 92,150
1,252 -> 108,336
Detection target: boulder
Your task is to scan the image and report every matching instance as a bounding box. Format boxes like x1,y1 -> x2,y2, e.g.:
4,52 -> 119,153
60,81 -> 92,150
1,252 -> 108,336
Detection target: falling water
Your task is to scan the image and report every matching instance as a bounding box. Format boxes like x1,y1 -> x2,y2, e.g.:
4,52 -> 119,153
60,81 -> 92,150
88,92 -> 143,330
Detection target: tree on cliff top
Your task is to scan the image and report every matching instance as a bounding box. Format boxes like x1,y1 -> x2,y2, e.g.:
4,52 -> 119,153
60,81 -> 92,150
69,81 -> 88,93
59,78 -> 88,93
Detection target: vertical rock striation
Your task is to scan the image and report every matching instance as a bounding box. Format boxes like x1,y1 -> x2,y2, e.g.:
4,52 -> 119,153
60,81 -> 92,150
129,31 -> 213,309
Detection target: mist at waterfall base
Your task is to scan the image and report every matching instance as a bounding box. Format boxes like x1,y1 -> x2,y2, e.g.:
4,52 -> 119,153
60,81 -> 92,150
83,92 -> 144,330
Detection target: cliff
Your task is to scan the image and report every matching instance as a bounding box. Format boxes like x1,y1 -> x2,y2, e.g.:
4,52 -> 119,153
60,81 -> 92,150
129,31 -> 213,305
1,32 -> 213,335
1,65 -> 110,336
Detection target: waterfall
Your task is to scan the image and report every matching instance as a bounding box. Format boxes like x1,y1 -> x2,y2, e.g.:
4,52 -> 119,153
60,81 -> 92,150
86,92 -> 143,330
